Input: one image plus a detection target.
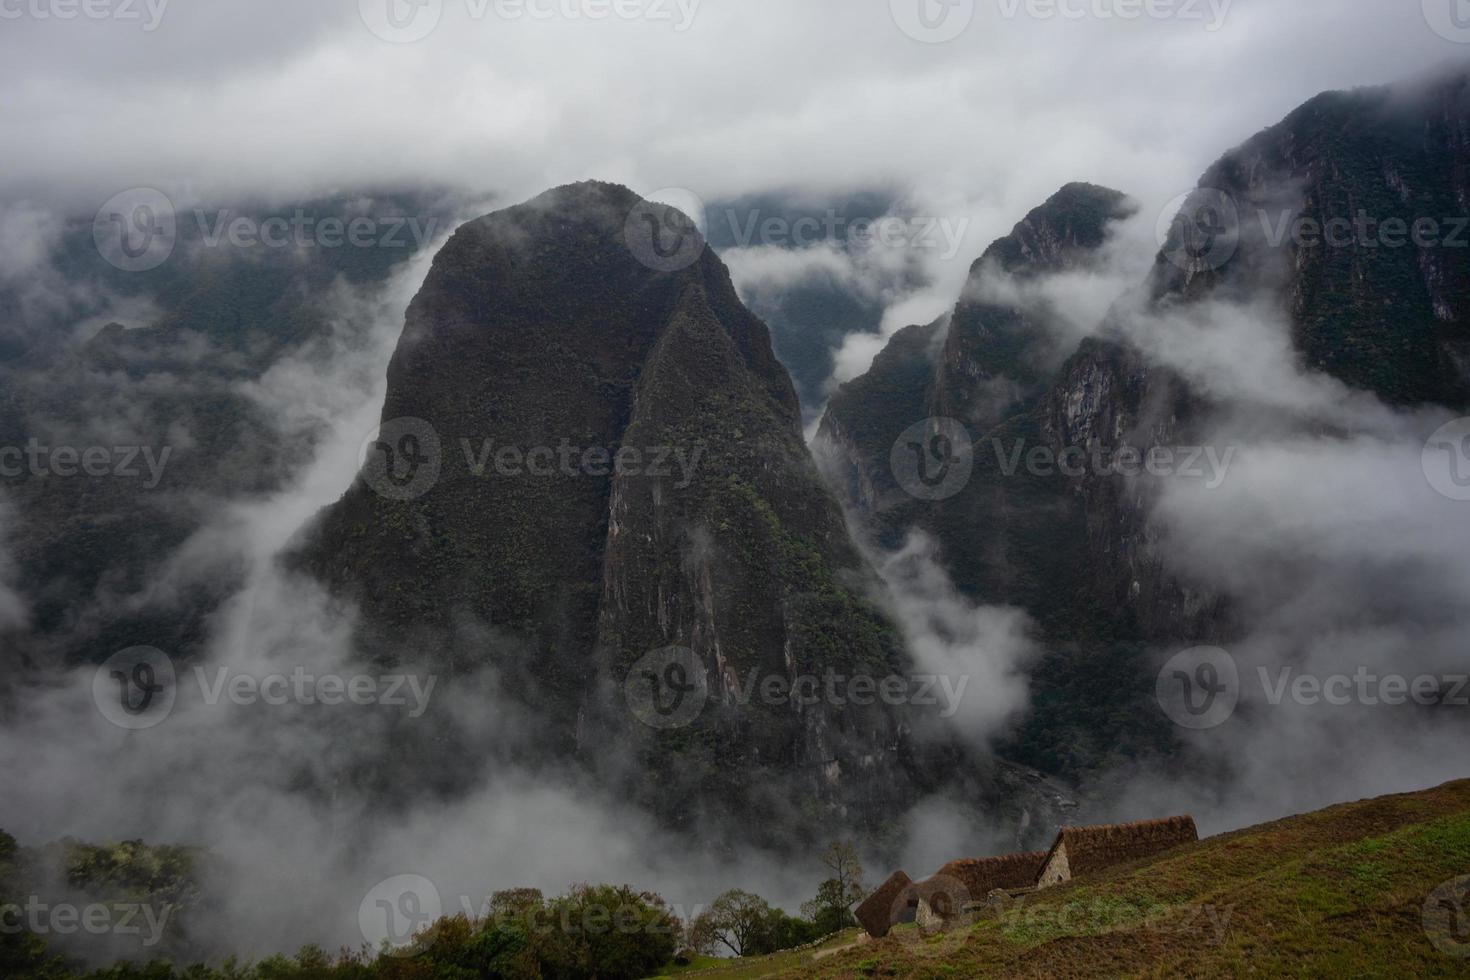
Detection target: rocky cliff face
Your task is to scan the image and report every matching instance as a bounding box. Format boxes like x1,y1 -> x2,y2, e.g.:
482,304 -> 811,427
814,314 -> 948,520
816,183 -> 1174,777
1152,68 -> 1470,409
296,182 -> 939,840
816,68 -> 1470,783
934,183 -> 1138,430
1044,67 -> 1470,653
817,183 -> 1135,530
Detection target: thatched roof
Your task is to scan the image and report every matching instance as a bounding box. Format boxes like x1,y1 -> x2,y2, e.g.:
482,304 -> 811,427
929,852 -> 1047,899
1040,815 -> 1198,880
862,852 -> 1050,934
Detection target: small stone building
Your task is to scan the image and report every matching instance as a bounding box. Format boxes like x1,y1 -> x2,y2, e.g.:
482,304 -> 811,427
855,870 -> 914,938
855,853 -> 1048,938
911,852 -> 1047,932
1035,815 -> 1198,888
933,852 -> 1048,900
856,816 -> 1200,939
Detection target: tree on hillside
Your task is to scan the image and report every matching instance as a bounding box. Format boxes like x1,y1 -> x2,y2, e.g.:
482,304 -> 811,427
687,890 -> 822,958
687,889 -> 772,957
538,883 -> 682,980
800,840 -> 868,935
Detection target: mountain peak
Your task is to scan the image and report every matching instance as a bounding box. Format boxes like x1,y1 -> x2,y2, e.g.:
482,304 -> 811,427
517,178 -> 645,215
975,182 -> 1135,278
294,184 -> 928,840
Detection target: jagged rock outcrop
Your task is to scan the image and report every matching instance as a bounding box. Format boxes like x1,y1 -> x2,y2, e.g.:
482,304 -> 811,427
933,183 -> 1138,430
816,183 -> 1137,601
817,183 -> 1135,527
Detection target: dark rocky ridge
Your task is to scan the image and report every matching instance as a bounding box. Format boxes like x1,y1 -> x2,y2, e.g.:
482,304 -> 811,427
1040,66 -> 1470,659
816,183 -> 1171,778
1151,67 -> 1470,409
934,183 -> 1139,431
817,183 -> 1136,524
816,67 -> 1470,783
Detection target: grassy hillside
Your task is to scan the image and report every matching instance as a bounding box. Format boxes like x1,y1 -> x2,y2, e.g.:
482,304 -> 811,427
648,932 -> 863,978
685,779 -> 1470,978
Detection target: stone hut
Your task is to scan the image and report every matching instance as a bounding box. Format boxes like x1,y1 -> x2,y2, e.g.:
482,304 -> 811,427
911,852 -> 1047,933
856,817 -> 1199,939
1035,815 -> 1198,888
933,852 -> 1047,900
855,870 -> 914,938
855,853 -> 1048,938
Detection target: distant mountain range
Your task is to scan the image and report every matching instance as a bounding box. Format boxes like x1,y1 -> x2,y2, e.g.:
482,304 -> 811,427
0,191 -> 464,670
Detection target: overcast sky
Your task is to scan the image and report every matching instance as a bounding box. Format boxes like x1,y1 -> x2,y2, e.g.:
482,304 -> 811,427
0,0 -> 1458,358
4,0 -> 1465,353
1,0 -> 1462,215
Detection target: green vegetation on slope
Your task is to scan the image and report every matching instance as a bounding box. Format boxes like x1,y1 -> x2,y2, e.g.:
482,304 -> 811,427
771,778 -> 1470,978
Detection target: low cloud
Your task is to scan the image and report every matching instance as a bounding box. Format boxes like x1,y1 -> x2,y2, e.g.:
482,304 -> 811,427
1038,199 -> 1470,834
872,532 -> 1037,746
723,241 -> 875,296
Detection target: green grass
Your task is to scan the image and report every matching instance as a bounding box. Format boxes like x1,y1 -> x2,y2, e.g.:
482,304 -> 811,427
642,930 -> 863,978
647,953 -> 726,974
